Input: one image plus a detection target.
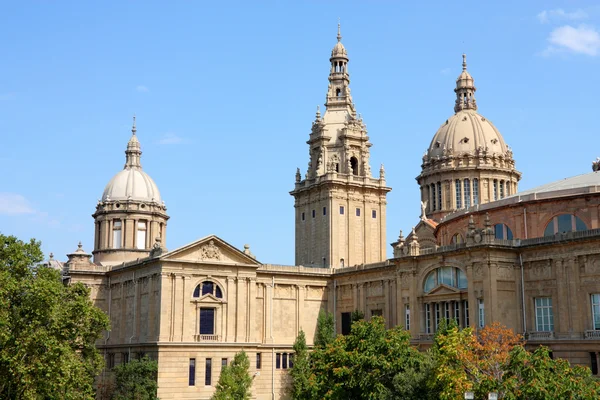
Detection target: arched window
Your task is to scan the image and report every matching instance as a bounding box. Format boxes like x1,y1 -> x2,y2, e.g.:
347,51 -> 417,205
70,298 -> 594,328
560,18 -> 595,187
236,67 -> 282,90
350,157 -> 358,175
423,267 -> 468,293
193,281 -> 223,299
544,214 -> 587,236
451,233 -> 464,244
494,223 -> 513,240
336,88 -> 341,97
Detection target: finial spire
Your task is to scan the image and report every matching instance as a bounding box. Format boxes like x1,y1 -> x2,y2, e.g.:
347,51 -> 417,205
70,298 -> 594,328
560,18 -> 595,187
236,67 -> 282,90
337,19 -> 342,42
454,53 -> 477,113
132,114 -> 137,135
316,105 -> 321,119
462,54 -> 467,71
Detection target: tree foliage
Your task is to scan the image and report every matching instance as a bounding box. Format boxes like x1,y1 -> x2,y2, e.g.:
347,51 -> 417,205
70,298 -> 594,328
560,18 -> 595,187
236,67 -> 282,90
212,350 -> 253,400
300,316 -> 429,400
0,233 -> 110,400
290,330 -> 315,399
314,310 -> 335,348
112,355 -> 158,400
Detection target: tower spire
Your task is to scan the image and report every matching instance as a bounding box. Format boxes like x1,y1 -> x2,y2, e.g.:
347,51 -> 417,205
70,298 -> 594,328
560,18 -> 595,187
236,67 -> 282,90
327,21 -> 352,111
125,116 -> 142,169
454,53 -> 477,113
337,19 -> 342,42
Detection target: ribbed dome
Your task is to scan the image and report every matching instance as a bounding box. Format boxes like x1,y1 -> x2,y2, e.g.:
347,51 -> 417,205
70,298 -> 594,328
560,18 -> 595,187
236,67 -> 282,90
427,109 -> 508,159
331,41 -> 347,58
101,168 -> 162,202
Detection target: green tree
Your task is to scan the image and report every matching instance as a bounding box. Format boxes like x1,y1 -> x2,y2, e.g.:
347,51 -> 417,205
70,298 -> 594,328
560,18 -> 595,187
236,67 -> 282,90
112,355 -> 158,400
314,309 -> 335,348
0,234 -> 110,400
290,330 -> 316,399
212,350 -> 253,400
351,309 -> 364,323
308,316 -> 429,399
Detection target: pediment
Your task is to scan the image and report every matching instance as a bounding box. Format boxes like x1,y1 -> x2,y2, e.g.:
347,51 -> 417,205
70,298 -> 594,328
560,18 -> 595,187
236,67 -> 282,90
160,235 -> 261,266
426,284 -> 459,296
194,293 -> 226,304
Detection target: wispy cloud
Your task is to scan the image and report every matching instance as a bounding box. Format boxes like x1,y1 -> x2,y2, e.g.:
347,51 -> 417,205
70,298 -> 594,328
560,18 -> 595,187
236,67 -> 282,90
542,25 -> 600,56
0,193 -> 35,215
157,132 -> 185,145
537,8 -> 588,24
136,85 -> 150,93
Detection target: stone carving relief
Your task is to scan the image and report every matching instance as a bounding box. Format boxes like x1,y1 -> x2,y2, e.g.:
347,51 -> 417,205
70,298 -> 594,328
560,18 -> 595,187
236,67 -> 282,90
530,260 -> 552,279
199,240 -> 222,261
367,282 -> 383,297
497,266 -> 513,280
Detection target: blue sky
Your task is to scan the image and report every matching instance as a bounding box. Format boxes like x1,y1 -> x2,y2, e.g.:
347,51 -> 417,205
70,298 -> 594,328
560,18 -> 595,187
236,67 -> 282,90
1,1 -> 600,265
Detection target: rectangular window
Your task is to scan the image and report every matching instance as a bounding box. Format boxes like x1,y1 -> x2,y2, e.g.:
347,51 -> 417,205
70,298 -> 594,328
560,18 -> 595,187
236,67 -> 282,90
301,212 -> 305,221
122,352 -> 129,364
499,181 -> 504,199
356,208 -> 361,217
591,353 -> 598,375
312,210 -> 315,218
431,184 -> 436,211
341,312 -> 351,335
473,179 -> 479,205
199,308 -> 215,335
425,303 -> 431,333
339,206 -> 344,215
437,182 -> 442,211
455,180 -> 462,209
454,301 -> 460,324
371,309 -> 383,317
221,358 -> 227,368
405,304 -> 410,330
323,207 -> 327,216
276,353 -> 281,369
444,302 -> 450,321
435,303 -> 441,331
256,353 -> 262,369
372,210 -> 377,218
107,353 -> 115,369
282,353 -> 288,369
136,221 -> 147,250
493,180 -> 498,201
205,358 -> 212,386
478,299 -> 485,328
464,300 -> 470,327
592,294 -> 600,330
464,179 -> 471,208
189,358 -> 196,386
289,353 -> 294,368
535,297 -> 554,332
113,220 -> 122,249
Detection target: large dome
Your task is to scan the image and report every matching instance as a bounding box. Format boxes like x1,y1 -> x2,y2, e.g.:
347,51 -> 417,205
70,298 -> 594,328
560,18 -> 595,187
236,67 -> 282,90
427,109 -> 509,159
101,167 -> 161,202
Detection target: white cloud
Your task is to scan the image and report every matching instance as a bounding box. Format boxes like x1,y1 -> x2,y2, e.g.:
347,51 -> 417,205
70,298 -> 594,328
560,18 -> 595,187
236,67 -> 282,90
0,193 -> 35,215
136,85 -> 150,93
543,25 -> 600,56
157,133 -> 185,145
537,8 -> 588,24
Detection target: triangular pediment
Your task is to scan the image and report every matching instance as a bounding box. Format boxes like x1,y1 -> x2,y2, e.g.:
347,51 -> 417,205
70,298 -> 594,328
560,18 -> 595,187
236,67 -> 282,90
195,293 -> 226,304
426,284 -> 459,296
160,235 -> 261,266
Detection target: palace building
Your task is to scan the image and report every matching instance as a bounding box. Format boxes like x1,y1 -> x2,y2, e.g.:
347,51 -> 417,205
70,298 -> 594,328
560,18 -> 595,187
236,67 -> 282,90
54,25 -> 600,399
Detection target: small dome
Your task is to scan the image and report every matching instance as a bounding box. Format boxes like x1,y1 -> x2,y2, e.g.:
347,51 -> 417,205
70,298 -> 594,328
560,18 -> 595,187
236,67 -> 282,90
331,41 -> 347,58
101,167 -> 162,202
427,109 -> 508,159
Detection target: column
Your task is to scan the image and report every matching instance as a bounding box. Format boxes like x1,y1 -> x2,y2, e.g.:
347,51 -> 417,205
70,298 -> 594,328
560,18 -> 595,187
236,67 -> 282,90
396,273 -> 403,328
383,280 -> 390,328
226,277 -> 235,342
264,279 -> 273,344
467,264 -> 477,328
297,285 -> 305,337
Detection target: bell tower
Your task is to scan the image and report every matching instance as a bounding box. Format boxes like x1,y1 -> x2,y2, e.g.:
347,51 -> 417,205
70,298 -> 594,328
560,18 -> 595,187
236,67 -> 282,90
290,25 -> 391,268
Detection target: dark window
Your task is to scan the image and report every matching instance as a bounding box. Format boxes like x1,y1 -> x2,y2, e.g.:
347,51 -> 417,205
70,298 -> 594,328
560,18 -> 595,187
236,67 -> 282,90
356,208 -> 361,217
282,353 -> 288,369
591,353 -> 598,375
340,206 -> 344,215
107,353 -> 115,369
189,358 -> 196,386
350,157 -> 358,175
301,212 -> 305,221
202,281 -> 214,296
371,309 -> 383,317
341,312 -> 351,335
289,353 -> 294,368
312,210 -> 315,218
205,358 -> 212,386
193,285 -> 200,297
215,286 -> 223,298
276,353 -> 281,369
200,308 -> 215,335
372,210 -> 377,218
122,352 -> 129,364
256,353 -> 262,369
323,207 -> 327,216
222,358 -> 227,367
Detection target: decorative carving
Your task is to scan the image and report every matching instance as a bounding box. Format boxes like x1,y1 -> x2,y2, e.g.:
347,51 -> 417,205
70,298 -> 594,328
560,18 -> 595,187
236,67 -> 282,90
199,240 -> 222,261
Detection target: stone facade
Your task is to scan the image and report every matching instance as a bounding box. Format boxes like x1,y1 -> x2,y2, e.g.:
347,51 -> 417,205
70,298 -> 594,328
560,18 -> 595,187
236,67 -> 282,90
57,27 -> 600,400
